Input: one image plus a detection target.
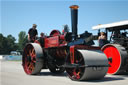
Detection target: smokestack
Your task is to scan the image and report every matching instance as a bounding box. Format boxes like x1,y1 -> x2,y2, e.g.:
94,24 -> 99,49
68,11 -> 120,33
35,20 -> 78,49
70,5 -> 79,41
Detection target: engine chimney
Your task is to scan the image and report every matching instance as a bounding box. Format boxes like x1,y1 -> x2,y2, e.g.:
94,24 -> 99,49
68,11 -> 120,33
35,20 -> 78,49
70,5 -> 79,41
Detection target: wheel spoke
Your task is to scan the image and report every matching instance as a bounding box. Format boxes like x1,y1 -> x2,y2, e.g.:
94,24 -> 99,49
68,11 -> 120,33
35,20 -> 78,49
23,43 -> 43,75
32,58 -> 36,63
66,50 -> 85,80
23,44 -> 36,74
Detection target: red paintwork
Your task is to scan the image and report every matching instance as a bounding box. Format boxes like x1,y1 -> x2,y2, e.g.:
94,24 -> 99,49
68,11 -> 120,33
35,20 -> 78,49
50,30 -> 61,36
70,46 -> 75,64
68,45 -> 100,80
34,40 -> 41,45
71,45 -> 100,50
24,45 -> 36,75
60,35 -> 65,40
44,36 -> 59,48
69,45 -> 100,64
102,45 -> 121,74
44,30 -> 67,48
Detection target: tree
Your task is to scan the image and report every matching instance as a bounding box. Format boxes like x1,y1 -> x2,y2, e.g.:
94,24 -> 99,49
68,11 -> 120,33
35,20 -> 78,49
0,33 -> 18,54
6,35 -> 18,53
18,31 -> 28,50
0,34 -> 6,54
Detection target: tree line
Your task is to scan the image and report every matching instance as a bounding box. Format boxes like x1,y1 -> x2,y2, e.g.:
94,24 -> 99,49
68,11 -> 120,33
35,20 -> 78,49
0,31 -> 27,54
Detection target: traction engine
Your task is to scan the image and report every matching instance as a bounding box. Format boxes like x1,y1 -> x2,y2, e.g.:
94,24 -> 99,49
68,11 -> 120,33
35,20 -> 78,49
22,5 -> 109,81
93,20 -> 128,75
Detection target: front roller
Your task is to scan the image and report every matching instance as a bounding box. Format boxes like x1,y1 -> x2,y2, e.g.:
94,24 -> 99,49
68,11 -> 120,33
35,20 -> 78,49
22,43 -> 44,75
102,44 -> 128,74
65,49 -> 108,81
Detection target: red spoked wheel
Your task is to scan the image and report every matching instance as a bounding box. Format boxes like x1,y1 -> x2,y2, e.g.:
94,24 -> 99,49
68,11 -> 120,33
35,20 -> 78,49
65,51 -> 85,81
22,43 -> 44,75
102,44 -> 127,74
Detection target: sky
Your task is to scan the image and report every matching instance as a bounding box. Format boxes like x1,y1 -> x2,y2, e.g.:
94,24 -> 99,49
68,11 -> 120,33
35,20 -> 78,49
1,0 -> 128,42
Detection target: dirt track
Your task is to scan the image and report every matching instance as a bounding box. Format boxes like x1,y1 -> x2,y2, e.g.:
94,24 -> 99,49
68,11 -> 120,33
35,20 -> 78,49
0,60 -> 128,85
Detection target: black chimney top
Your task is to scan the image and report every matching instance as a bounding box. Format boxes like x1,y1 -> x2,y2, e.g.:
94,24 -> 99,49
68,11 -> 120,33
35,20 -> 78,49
70,5 -> 79,41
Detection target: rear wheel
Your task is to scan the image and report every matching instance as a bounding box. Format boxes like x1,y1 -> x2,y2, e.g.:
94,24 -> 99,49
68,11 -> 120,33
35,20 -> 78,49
102,44 -> 128,74
22,43 -> 44,75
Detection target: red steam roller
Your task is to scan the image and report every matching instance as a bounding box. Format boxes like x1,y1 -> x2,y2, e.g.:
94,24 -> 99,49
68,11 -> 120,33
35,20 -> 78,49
22,5 -> 128,81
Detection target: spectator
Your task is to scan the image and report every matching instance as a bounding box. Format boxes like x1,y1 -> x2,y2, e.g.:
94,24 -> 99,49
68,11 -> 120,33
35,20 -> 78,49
98,32 -> 108,47
40,32 -> 46,47
28,24 -> 38,42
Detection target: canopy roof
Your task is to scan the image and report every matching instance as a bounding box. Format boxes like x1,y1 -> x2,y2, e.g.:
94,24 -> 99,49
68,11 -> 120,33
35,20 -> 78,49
92,20 -> 128,31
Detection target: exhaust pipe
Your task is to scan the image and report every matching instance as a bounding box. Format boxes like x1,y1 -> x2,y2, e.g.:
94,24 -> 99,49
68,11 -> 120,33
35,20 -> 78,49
70,5 -> 79,41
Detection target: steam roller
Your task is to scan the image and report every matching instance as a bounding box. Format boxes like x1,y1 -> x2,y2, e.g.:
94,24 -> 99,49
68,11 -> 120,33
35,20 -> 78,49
22,5 -> 109,81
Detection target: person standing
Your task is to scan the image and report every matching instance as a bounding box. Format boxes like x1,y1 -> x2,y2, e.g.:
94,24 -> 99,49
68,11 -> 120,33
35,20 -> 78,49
39,32 -> 46,47
98,32 -> 108,47
28,24 -> 38,42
